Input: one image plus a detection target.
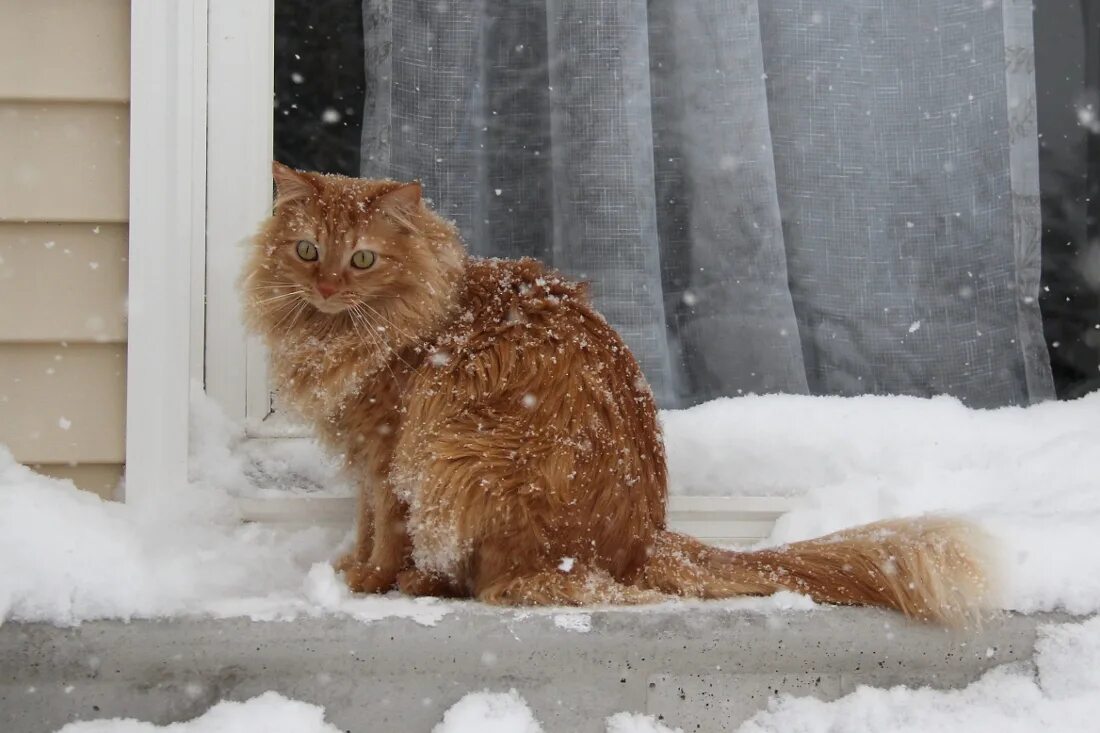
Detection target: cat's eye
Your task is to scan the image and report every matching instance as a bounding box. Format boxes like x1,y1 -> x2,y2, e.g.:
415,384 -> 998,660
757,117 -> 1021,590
350,249 -> 376,270
295,240 -> 318,261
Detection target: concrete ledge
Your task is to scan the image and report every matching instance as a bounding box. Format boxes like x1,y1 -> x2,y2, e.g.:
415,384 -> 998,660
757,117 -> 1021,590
0,607 -> 1073,733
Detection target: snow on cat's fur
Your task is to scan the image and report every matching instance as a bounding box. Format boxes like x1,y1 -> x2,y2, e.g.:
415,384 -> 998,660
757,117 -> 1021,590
242,163 -> 993,623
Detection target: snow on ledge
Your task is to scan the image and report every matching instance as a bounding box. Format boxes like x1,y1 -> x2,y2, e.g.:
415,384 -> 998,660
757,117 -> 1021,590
2,392 -> 1100,627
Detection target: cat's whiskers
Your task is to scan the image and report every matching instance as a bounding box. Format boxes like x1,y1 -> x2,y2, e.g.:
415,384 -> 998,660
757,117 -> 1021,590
253,289 -> 306,306
351,303 -> 416,371
358,300 -> 417,343
345,306 -> 368,344
270,296 -> 308,332
248,280 -> 298,292
260,296 -> 298,320
258,289 -> 305,315
348,305 -> 404,385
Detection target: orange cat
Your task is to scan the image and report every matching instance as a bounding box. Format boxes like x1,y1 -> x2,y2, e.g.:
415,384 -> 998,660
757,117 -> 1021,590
243,163 -> 993,624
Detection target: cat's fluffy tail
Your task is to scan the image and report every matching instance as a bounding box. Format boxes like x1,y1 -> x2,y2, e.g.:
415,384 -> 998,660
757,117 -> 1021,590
641,517 -> 996,625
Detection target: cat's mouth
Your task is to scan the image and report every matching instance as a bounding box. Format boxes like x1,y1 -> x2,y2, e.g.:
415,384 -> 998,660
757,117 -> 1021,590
310,298 -> 350,314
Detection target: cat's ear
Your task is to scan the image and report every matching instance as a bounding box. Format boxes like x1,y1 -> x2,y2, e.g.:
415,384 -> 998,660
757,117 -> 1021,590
376,181 -> 422,214
272,161 -> 317,209
374,182 -> 423,232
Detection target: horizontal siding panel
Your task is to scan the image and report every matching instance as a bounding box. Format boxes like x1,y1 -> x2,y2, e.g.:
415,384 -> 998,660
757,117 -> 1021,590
0,0 -> 129,101
32,463 -> 123,500
0,343 -> 125,463
0,223 -> 127,342
0,102 -> 128,222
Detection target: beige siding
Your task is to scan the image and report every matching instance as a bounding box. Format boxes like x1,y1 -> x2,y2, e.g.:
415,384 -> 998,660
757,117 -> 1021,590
0,223 -> 128,342
0,0 -> 129,102
0,102 -> 129,222
0,2 -> 130,495
33,463 -> 123,500
0,343 -> 126,464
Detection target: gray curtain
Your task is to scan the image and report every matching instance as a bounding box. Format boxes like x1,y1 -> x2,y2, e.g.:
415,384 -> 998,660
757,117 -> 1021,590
361,0 -> 1054,409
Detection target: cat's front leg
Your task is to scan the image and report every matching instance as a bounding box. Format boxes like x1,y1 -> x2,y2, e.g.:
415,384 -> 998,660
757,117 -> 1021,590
334,476 -> 376,576
341,481 -> 410,594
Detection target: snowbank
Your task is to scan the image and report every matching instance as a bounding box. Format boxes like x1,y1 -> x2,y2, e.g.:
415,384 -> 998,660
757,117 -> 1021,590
0,447 -> 446,627
188,386 -> 352,498
664,392 -> 1099,499
2,392 -> 1099,626
665,393 -> 1100,614
49,616 -> 1100,732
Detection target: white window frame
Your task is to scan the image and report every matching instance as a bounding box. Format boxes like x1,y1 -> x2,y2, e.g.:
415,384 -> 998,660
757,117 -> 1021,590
126,0 -> 793,542
126,0 -> 207,508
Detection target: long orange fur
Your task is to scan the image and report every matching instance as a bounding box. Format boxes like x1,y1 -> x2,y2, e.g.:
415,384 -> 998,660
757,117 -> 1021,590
243,163 -> 994,624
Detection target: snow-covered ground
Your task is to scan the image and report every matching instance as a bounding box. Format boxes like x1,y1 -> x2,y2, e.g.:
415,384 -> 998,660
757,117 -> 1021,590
4,391 -> 1099,624
2,391 -> 1099,731
666,393 -> 1100,614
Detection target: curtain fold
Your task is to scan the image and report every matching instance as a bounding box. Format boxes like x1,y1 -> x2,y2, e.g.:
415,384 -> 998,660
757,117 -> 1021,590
757,0 -> 1054,406
543,0 -> 675,401
361,0 -> 1054,408
647,0 -> 810,401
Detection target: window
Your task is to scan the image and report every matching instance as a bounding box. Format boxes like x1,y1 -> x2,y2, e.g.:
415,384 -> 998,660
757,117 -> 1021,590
1035,2 -> 1100,399
186,0 -> 1098,535
269,0 -> 1100,405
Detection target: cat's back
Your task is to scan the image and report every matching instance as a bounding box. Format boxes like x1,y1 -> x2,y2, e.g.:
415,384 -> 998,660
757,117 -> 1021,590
462,256 -> 654,360
437,256 -> 655,411
442,257 -> 604,347
463,257 -> 589,318
405,257 -> 668,542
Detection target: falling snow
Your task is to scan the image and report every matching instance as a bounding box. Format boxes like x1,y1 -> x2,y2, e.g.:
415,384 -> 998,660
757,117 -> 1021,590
1076,103 -> 1100,134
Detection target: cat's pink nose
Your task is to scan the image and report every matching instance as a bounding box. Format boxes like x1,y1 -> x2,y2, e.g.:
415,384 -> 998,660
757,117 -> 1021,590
316,281 -> 341,299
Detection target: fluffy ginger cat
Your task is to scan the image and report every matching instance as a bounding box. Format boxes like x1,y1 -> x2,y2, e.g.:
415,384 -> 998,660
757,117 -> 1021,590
243,163 -> 993,624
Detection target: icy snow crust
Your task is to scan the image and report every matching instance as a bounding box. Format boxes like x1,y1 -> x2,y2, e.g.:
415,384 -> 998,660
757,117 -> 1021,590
49,616 -> 1100,732
0,449 -> 447,627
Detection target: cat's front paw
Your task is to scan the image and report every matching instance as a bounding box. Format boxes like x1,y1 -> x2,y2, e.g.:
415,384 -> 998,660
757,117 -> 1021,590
397,567 -> 465,598
339,559 -> 398,594
333,552 -> 360,575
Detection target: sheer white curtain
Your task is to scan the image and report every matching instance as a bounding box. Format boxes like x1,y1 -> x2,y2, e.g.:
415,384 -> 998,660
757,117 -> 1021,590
361,0 -> 1054,409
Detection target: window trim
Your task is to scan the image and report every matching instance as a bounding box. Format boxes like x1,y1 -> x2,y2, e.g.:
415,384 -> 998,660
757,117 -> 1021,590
125,0 -> 208,506
128,0 -> 795,540
205,0 -> 276,429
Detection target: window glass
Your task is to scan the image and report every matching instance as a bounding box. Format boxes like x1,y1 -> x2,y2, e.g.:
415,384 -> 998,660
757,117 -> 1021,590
275,0 -> 1100,404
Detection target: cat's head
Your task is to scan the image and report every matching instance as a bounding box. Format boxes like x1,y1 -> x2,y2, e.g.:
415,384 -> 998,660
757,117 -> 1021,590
244,163 -> 466,348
